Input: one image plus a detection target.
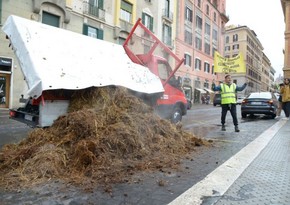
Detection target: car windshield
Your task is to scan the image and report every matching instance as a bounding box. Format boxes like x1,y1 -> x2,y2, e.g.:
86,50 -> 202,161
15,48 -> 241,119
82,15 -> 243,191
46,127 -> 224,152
248,92 -> 271,99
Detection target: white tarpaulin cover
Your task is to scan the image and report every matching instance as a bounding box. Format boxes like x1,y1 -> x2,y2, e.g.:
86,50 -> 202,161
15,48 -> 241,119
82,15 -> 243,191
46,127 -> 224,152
2,15 -> 164,98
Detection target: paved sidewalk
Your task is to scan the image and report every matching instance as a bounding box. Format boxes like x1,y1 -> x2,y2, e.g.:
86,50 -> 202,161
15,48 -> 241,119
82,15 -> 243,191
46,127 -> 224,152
169,118 -> 290,205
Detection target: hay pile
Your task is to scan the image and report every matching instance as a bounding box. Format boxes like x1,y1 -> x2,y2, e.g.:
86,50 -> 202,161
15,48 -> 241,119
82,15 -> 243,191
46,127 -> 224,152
0,86 -> 208,190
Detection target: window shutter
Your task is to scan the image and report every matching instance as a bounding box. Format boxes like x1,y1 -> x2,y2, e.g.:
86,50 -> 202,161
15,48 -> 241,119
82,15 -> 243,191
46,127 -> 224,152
142,12 -> 145,24
98,0 -> 103,9
190,10 -> 193,22
150,16 -> 153,31
98,29 -> 104,40
121,1 -> 132,12
83,24 -> 88,35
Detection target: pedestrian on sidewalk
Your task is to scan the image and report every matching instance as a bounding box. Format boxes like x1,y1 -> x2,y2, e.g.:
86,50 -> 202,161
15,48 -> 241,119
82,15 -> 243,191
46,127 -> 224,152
276,83 -> 284,118
212,74 -> 247,132
280,78 -> 290,120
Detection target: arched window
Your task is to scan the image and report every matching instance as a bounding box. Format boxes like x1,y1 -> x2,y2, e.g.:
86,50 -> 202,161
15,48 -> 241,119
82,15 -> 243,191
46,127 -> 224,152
225,36 -> 229,43
233,34 -> 238,42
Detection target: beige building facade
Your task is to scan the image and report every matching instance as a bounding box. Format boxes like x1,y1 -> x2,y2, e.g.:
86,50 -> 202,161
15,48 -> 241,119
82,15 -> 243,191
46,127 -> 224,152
281,0 -> 290,78
224,25 -> 274,96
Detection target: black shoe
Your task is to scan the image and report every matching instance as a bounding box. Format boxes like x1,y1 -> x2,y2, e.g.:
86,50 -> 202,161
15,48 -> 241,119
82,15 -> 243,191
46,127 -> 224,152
235,126 -> 240,132
221,125 -> 226,131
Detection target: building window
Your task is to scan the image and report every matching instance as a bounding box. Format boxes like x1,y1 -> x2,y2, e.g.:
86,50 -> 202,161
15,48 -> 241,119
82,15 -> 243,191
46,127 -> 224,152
185,30 -> 193,45
232,44 -> 239,50
120,0 -> 133,22
205,23 -> 211,36
184,53 -> 192,67
213,12 -> 216,22
225,36 -> 229,43
213,0 -> 218,8
212,47 -> 217,57
206,5 -> 209,15
225,46 -> 230,51
212,29 -> 218,41
185,6 -> 193,22
42,11 -> 60,27
88,0 -> 104,17
89,0 -> 103,8
195,36 -> 202,50
212,64 -> 214,74
195,58 -> 201,70
142,12 -> 153,31
233,34 -> 238,42
204,62 -> 210,73
204,42 -> 210,55
196,15 -> 202,30
163,24 -> 172,46
83,24 -> 104,40
165,0 -> 170,18
118,37 -> 126,45
197,0 -> 201,8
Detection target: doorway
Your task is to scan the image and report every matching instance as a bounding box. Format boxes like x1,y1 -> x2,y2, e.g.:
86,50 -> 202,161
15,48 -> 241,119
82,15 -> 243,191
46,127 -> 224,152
0,73 -> 10,108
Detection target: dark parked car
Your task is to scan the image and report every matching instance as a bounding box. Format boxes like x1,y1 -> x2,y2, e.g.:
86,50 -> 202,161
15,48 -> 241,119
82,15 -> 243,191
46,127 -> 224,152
236,96 -> 245,105
213,93 -> 221,106
241,92 -> 278,119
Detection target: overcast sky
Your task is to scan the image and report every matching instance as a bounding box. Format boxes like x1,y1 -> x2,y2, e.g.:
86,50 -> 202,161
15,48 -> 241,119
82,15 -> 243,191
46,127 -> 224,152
226,0 -> 285,78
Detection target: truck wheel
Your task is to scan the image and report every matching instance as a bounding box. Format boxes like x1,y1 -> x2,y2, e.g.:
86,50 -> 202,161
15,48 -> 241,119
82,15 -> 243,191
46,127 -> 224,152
171,107 -> 182,124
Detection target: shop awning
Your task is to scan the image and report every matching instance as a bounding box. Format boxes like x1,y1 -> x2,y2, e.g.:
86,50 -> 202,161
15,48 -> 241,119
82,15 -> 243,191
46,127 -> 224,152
195,88 -> 206,94
204,88 -> 214,93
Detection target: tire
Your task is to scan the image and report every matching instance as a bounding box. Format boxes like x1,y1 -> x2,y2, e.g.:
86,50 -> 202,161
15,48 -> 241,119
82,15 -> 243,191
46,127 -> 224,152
241,113 -> 247,118
271,114 -> 276,119
171,107 -> 182,124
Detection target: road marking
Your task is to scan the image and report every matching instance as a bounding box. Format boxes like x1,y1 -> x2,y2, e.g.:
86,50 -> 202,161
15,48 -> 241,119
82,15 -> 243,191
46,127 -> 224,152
168,119 -> 287,205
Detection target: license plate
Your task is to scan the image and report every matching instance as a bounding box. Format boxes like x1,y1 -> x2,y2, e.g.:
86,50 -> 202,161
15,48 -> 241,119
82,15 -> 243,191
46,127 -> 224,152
24,114 -> 33,121
251,102 -> 262,105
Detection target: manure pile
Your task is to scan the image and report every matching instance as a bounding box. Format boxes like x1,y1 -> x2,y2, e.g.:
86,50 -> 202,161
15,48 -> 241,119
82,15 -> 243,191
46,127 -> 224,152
0,86 -> 208,190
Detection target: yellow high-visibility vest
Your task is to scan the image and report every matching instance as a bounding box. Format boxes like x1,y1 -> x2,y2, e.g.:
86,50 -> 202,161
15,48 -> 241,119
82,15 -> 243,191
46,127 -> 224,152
221,83 -> 236,104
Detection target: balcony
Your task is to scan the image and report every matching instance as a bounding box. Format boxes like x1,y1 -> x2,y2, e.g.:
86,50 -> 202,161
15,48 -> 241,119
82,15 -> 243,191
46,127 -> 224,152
119,19 -> 133,33
162,9 -> 173,23
83,2 -> 105,20
220,12 -> 229,23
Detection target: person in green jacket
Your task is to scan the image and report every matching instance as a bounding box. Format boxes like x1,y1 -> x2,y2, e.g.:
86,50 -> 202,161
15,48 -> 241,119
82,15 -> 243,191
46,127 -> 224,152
212,74 -> 247,132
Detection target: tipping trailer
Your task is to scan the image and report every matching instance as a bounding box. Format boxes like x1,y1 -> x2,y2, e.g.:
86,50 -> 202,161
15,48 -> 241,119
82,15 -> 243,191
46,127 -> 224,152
3,15 -> 187,127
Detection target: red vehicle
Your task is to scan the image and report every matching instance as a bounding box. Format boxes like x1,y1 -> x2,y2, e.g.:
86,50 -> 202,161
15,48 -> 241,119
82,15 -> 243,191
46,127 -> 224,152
4,16 -> 187,127
123,18 -> 187,123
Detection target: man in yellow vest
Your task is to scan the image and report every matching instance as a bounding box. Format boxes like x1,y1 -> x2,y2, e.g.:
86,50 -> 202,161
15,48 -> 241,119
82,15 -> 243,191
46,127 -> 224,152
213,74 -> 247,132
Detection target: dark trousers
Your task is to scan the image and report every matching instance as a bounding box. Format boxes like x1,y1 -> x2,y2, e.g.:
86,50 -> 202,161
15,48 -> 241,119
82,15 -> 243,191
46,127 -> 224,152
221,104 -> 238,126
282,101 -> 290,117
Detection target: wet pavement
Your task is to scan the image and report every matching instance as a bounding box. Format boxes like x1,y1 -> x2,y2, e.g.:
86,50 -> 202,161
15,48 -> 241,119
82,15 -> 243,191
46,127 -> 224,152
0,109 -> 32,148
0,106 -> 288,204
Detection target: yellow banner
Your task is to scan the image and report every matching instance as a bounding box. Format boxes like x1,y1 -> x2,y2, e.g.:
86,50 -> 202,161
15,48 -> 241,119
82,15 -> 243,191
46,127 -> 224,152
214,52 -> 246,73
